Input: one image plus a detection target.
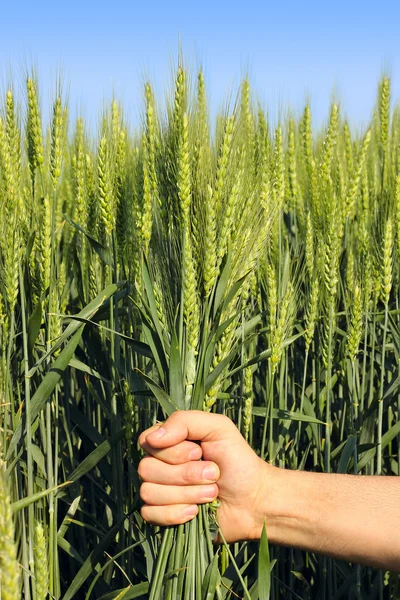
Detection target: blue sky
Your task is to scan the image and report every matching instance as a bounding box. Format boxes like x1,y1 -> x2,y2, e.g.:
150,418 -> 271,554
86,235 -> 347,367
1,0 -> 399,133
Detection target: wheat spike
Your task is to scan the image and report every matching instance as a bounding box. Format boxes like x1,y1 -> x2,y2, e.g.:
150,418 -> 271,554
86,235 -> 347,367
26,76 -> 44,183
343,121 -> 354,174
203,185 -> 218,297
322,214 -> 341,307
144,84 -> 160,211
319,103 -> 339,192
305,279 -> 319,352
270,282 -> 295,375
141,133 -> 153,255
345,130 -> 371,218
0,461 -> 20,600
98,136 -> 114,238
381,217 -> 393,306
379,76 -> 390,148
183,229 -> 200,405
74,118 -> 87,226
395,174 -> 400,260
177,112 -> 191,229
34,521 -> 49,600
347,283 -> 363,361
0,117 -> 13,200
271,124 -> 285,211
305,212 -> 314,278
217,161 -> 244,267
243,365 -> 253,441
288,120 -> 299,215
50,95 -> 64,188
213,115 -> 234,216
6,91 -> 21,194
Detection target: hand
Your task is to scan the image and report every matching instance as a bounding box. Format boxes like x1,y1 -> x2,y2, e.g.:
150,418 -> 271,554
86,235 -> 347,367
138,410 -> 400,571
138,410 -> 272,542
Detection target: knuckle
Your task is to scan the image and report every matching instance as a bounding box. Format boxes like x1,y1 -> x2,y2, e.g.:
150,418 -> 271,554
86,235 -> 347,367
137,462 -> 145,480
218,414 -> 233,428
182,487 -> 192,503
140,482 -> 152,504
182,462 -> 198,484
168,410 -> 181,423
137,456 -> 151,480
170,445 -> 183,463
140,505 -> 151,523
164,507 -> 179,526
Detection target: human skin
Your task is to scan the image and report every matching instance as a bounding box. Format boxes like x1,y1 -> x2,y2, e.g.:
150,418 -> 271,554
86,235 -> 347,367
138,411 -> 400,573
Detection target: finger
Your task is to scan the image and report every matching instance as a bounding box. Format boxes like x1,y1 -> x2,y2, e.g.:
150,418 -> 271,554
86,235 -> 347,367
141,503 -> 198,526
138,423 -> 164,448
140,482 -> 218,505
138,456 -> 219,485
140,439 -> 202,464
145,410 -> 240,449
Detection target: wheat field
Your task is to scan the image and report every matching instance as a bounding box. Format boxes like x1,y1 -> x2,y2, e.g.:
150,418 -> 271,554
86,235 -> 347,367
0,66 -> 399,599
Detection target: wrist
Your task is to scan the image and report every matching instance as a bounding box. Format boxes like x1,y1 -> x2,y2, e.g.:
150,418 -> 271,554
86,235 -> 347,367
253,463 -> 316,549
249,460 -> 282,541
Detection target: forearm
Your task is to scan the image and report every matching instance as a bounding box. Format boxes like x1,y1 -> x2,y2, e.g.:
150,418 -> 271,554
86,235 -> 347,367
260,465 -> 400,572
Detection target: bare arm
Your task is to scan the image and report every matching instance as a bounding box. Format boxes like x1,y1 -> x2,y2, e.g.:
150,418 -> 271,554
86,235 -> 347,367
138,411 -> 400,572
261,466 -> 400,571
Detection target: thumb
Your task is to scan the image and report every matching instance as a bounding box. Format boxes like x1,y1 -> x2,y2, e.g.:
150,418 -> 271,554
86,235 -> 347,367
145,410 -> 239,449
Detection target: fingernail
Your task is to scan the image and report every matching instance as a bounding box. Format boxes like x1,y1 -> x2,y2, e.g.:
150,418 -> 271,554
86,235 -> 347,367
189,447 -> 202,460
184,505 -> 198,517
149,427 -> 165,439
202,465 -> 217,481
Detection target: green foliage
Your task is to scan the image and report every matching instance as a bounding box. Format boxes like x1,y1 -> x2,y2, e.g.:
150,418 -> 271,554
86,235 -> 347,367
0,68 -> 399,600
